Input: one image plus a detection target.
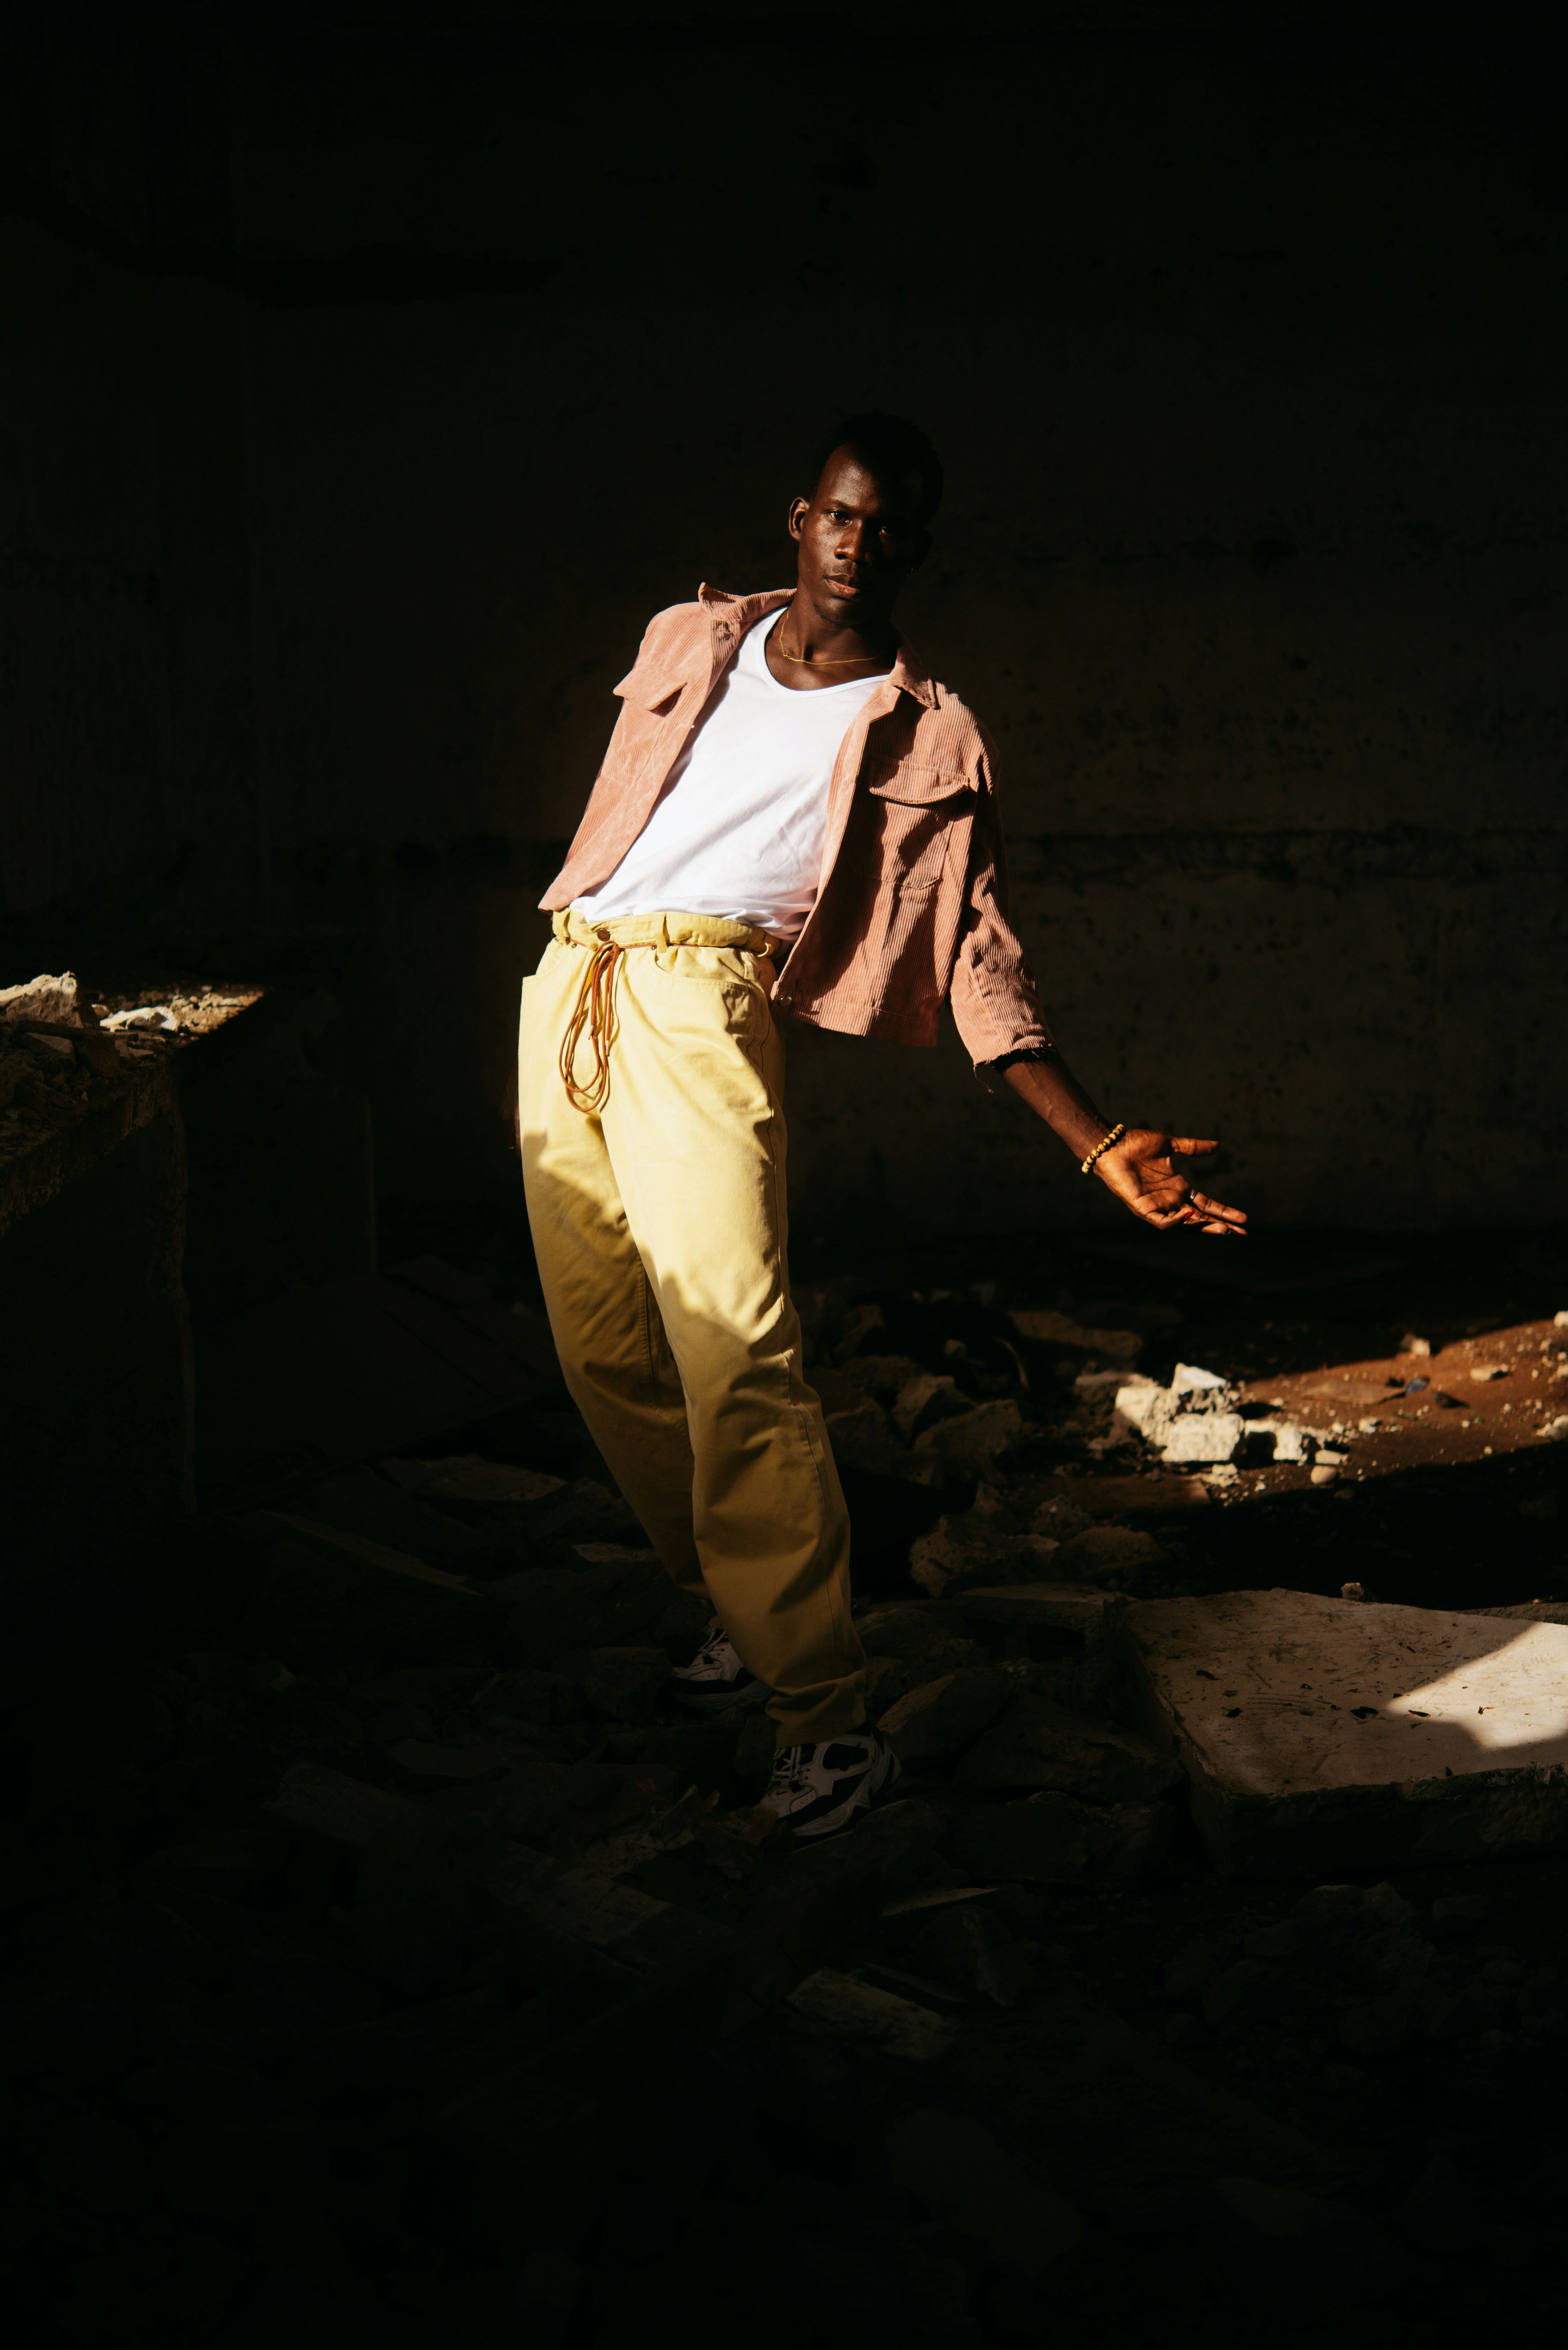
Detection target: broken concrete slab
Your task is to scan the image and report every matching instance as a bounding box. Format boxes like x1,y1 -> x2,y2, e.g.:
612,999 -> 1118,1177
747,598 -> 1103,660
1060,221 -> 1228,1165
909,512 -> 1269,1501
955,1696 -> 1182,1803
786,1968 -> 956,2060
878,1667 -> 1014,1764
1120,1586 -> 1568,1876
958,1583 -> 1126,1635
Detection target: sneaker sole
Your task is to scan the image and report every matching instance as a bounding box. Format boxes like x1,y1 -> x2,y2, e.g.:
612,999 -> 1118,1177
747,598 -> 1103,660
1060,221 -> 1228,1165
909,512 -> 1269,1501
789,1745 -> 904,1840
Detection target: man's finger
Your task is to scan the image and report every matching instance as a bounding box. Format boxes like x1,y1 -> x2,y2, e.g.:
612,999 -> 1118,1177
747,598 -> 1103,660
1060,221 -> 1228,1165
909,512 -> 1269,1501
1169,1137 -> 1218,1158
1189,1191 -> 1247,1224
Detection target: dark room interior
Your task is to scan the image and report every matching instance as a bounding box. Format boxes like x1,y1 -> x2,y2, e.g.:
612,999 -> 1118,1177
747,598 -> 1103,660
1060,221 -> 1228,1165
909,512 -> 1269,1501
2,4 -> 1565,2342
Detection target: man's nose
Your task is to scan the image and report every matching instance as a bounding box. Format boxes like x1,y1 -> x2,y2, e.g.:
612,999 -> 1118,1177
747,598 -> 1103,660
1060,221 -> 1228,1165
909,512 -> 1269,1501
834,516 -> 873,563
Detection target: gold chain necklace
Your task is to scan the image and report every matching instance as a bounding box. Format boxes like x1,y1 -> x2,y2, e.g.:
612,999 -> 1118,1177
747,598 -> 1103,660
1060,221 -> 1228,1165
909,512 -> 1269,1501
772,629 -> 886,668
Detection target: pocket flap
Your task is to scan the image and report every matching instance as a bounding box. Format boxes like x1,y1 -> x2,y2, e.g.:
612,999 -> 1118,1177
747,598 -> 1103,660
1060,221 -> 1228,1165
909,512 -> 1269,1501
864,758 -> 973,805
613,658 -> 686,710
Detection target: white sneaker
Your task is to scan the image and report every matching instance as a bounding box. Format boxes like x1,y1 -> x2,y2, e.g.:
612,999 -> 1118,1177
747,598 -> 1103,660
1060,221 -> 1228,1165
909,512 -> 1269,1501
757,1727 -> 903,1840
667,1623 -> 771,1714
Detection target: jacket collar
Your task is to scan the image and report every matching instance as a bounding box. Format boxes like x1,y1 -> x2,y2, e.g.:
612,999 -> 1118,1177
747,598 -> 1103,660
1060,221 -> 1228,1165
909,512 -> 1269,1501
697,582 -> 936,710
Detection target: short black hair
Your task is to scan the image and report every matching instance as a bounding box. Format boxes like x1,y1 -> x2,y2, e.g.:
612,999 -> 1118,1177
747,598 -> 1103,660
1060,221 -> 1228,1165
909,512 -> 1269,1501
812,410 -> 945,528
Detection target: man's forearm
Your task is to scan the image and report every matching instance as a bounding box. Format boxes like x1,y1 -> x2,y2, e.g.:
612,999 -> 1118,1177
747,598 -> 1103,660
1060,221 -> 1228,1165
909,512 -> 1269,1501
1002,1049 -> 1116,1165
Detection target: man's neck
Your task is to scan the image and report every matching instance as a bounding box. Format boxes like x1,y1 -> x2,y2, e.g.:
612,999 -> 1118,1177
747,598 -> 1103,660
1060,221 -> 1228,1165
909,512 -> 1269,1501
765,592 -> 896,690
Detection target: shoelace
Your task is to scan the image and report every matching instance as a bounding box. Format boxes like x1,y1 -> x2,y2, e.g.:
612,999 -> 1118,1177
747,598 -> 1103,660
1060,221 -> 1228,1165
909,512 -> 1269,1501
691,1626 -> 733,1669
764,1746 -> 809,1798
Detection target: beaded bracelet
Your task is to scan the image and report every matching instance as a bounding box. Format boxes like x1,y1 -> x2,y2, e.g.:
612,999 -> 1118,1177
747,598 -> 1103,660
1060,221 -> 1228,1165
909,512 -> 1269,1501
1081,1122 -> 1127,1176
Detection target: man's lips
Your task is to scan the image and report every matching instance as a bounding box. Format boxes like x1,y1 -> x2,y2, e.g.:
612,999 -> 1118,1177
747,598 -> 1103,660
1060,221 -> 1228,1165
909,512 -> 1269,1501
823,574 -> 866,598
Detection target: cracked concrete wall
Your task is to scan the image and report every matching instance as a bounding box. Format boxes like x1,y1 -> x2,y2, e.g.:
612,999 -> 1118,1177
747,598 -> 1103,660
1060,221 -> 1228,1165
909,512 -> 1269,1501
3,6 -> 1564,1231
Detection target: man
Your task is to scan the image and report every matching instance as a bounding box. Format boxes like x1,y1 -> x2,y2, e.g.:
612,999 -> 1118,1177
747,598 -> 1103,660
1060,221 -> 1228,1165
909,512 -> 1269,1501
517,412 -> 1244,1840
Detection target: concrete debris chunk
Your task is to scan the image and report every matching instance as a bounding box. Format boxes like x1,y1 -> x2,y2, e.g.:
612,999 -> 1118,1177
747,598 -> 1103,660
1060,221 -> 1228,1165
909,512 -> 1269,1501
955,1695 -> 1182,1803
878,1666 -> 1014,1763
0,970 -> 82,1025
786,1967 -> 956,2060
824,1400 -> 941,1484
940,1793 -> 1171,1889
1121,1586 -> 1568,1875
912,1398 -> 1024,1479
1156,1411 -> 1247,1464
893,1370 -> 973,1440
1115,1361 -> 1328,1469
1009,1307 -> 1142,1361
1051,1524 -> 1166,1589
909,1505 -> 1059,1599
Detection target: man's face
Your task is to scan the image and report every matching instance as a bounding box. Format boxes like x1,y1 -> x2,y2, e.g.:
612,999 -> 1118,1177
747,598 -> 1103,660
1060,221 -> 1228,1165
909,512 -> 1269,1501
788,447 -> 931,636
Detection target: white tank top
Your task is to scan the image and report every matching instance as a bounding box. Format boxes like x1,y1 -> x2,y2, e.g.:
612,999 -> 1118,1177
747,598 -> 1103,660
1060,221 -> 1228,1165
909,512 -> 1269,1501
572,609 -> 884,942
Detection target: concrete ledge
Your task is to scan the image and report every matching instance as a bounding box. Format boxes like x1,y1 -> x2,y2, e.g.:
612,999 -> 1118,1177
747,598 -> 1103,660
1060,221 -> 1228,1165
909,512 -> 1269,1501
1120,1587 -> 1568,1878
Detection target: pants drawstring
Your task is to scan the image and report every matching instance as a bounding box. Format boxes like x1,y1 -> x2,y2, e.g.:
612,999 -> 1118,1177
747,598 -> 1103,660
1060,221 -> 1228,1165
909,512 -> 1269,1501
560,939 -> 624,1113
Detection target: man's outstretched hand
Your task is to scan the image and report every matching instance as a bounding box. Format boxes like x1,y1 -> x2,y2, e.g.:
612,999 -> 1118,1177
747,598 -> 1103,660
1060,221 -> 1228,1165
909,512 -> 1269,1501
1001,1055 -> 1247,1236
1093,1130 -> 1247,1236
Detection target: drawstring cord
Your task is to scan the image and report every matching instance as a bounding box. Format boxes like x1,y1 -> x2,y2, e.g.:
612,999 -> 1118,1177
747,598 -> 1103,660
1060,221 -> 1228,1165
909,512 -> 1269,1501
559,938 -> 625,1113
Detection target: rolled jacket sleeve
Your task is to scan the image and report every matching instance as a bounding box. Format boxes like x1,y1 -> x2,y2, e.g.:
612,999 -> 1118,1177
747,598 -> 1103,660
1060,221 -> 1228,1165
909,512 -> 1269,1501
947,749 -> 1055,1072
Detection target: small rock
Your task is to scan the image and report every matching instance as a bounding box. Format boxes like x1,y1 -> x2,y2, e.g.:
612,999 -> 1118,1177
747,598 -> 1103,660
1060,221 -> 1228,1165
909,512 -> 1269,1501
787,1967 -> 955,2061
955,1695 -> 1180,1803
941,1792 -> 1170,1889
893,1372 -> 974,1441
1311,1464 -> 1341,1486
1398,1334 -> 1432,1357
909,1509 -> 1058,1599
1471,1365 -> 1507,1382
879,1667 -> 1014,1764
1050,1525 -> 1166,1589
1159,1412 -> 1246,1465
912,1399 -> 1024,1479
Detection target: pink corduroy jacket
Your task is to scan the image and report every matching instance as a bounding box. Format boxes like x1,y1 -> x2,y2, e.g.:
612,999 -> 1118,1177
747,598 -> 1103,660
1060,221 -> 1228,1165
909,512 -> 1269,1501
539,585 -> 1054,1069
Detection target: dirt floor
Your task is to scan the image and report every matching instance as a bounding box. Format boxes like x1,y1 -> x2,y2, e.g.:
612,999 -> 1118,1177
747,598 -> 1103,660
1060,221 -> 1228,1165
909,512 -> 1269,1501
4,1211 -> 1564,2345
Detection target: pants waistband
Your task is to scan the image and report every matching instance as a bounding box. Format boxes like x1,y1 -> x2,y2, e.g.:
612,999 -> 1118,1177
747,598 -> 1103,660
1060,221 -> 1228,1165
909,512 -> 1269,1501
554,909 -> 775,955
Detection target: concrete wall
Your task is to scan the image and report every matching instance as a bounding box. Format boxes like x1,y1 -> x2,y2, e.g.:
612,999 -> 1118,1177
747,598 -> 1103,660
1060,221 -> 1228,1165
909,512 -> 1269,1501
3,5 -> 1564,1233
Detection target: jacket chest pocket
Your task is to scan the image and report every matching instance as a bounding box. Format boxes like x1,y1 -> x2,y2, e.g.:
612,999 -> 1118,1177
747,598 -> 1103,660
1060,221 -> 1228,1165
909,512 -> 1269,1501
863,762 -> 972,902
603,657 -> 690,778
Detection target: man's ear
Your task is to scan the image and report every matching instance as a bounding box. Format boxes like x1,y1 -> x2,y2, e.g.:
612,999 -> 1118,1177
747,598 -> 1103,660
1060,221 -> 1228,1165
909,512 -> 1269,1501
787,495 -> 810,544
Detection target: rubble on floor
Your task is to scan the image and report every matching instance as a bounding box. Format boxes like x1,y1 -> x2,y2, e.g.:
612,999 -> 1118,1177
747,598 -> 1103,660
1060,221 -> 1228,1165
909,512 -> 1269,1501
5,1241 -> 1566,2340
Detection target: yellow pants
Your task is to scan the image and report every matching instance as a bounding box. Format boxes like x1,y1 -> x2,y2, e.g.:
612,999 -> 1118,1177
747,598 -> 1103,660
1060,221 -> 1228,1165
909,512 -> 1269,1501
516,909 -> 866,1745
